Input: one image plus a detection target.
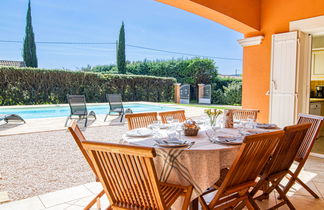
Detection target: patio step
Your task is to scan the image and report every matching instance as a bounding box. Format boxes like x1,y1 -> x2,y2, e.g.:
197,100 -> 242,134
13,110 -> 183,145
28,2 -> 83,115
0,191 -> 10,204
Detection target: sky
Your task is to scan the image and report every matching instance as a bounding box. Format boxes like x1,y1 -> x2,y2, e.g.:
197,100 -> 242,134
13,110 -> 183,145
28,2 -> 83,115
0,0 -> 243,75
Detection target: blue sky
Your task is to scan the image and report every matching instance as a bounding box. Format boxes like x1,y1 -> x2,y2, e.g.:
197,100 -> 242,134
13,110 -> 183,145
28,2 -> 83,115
0,0 -> 243,74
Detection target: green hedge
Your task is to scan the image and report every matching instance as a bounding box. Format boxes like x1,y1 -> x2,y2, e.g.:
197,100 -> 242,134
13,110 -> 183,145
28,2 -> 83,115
85,58 -> 242,105
0,67 -> 176,105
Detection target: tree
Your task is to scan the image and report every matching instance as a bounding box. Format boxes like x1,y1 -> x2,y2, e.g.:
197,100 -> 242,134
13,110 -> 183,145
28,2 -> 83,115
23,0 -> 38,68
116,22 -> 126,74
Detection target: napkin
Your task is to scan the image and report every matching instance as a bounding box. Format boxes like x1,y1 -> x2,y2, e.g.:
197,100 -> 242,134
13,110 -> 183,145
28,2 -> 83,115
126,128 -> 153,137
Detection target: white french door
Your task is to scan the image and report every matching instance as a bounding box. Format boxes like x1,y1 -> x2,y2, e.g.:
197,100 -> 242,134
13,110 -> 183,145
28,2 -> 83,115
269,31 -> 311,128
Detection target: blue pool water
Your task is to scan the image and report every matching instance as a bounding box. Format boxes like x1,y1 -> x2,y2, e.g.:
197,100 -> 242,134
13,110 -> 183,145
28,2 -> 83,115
0,103 -> 179,119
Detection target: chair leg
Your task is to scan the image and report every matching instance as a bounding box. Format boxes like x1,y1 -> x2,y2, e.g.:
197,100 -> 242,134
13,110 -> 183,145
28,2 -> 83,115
282,170 -> 319,199
84,190 -> 105,210
296,177 -> 320,198
275,185 -> 296,210
104,114 -> 109,122
198,196 -> 209,210
64,116 -> 71,127
244,198 -> 258,210
182,186 -> 193,210
120,113 -> 124,122
281,169 -> 301,198
247,194 -> 260,210
84,117 -> 88,127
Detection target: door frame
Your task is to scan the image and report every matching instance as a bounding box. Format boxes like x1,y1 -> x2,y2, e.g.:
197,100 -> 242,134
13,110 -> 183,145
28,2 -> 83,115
290,15 -> 324,36
290,15 -> 324,157
289,15 -> 324,115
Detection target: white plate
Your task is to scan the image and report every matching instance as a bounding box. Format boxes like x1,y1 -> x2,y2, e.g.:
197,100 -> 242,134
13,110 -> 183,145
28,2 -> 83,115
215,136 -> 243,145
148,124 -> 171,129
256,123 -> 278,129
126,128 -> 153,137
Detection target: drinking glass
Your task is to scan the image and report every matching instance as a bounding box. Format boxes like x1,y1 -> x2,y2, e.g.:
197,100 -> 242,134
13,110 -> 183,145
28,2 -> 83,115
166,126 -> 177,140
166,116 -> 174,124
175,123 -> 183,139
173,119 -> 180,124
247,115 -> 256,128
202,116 -> 209,127
151,120 -> 161,139
239,120 -> 248,129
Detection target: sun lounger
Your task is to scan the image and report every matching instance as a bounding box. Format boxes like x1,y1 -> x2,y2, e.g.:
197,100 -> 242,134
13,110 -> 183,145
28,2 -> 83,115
105,94 -> 126,122
65,95 -> 96,127
0,114 -> 25,124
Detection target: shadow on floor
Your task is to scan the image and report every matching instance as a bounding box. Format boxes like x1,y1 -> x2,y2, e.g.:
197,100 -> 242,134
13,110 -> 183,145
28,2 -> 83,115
313,136 -> 324,154
0,123 -> 25,131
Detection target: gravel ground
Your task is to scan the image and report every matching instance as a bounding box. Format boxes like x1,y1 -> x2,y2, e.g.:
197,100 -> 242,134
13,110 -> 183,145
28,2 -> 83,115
0,123 -> 128,201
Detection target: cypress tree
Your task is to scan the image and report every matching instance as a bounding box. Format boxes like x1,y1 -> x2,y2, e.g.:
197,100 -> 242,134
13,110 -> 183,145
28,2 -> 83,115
23,0 -> 38,68
117,22 -> 126,74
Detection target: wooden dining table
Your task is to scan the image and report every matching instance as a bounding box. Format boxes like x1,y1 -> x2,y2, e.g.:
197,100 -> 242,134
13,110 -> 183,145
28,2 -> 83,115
122,125 -> 274,209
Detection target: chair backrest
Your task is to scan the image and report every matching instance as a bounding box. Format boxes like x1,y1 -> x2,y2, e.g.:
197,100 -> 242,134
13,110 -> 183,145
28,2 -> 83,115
82,141 -> 166,209
68,121 -> 98,178
218,130 -> 284,194
231,109 -> 259,121
265,123 -> 311,176
296,113 -> 324,161
125,112 -> 158,130
67,95 -> 87,115
106,94 -> 124,112
159,110 -> 186,124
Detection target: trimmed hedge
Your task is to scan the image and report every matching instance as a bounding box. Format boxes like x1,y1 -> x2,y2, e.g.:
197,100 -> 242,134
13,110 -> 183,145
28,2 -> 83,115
86,59 -> 242,105
0,67 -> 176,105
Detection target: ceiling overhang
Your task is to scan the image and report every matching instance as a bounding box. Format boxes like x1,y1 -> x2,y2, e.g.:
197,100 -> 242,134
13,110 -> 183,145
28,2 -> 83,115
156,0 -> 261,34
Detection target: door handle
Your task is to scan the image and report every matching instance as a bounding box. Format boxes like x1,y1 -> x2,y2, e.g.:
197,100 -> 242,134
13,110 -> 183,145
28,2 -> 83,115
266,90 -> 270,96
272,80 -> 278,90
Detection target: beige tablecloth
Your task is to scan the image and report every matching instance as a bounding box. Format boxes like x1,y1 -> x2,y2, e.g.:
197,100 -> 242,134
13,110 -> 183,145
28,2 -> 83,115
123,127 -> 242,200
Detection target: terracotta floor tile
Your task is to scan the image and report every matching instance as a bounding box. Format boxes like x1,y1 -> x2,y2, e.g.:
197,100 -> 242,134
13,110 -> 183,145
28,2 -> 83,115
278,194 -> 324,209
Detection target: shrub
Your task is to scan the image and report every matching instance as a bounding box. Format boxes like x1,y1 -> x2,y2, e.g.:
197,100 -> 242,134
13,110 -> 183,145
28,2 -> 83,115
0,67 -> 176,106
85,58 -> 242,105
223,81 -> 242,105
89,64 -> 117,73
89,58 -> 218,85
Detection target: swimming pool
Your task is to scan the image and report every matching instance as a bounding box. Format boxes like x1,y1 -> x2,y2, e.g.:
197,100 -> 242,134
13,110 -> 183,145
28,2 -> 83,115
0,103 -> 180,119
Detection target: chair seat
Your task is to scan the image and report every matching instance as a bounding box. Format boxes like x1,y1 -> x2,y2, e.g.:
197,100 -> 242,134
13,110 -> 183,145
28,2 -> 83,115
160,183 -> 186,208
72,111 -> 87,116
109,183 -> 186,209
111,108 -> 123,113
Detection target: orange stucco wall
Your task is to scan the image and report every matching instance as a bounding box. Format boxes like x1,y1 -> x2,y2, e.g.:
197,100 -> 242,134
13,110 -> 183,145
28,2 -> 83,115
243,0 -> 324,122
157,0 -> 324,123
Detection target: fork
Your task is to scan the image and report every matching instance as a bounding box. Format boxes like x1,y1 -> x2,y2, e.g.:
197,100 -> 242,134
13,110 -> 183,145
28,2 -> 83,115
187,141 -> 195,149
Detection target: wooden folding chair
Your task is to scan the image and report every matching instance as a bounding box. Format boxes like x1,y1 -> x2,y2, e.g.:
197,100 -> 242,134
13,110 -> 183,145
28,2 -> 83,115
82,141 -> 193,209
281,114 -> 324,198
250,123 -> 311,210
159,110 -> 186,124
198,130 -> 284,210
231,109 -> 259,121
125,112 -> 158,130
68,121 -> 104,209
